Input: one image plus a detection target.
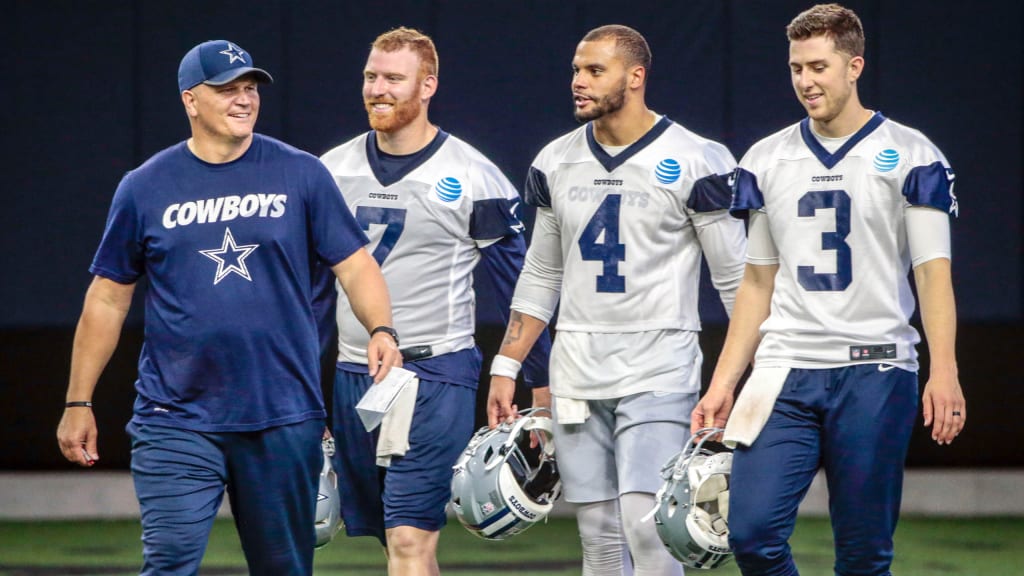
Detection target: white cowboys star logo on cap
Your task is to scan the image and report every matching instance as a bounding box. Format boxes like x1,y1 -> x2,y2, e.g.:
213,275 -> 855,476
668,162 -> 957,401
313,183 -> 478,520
199,227 -> 259,285
219,43 -> 248,64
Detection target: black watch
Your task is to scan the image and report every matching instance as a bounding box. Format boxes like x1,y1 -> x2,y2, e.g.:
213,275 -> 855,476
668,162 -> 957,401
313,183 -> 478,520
370,325 -> 399,346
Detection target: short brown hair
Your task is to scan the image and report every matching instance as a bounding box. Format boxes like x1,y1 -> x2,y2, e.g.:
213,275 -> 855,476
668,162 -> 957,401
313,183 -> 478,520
371,27 -> 439,78
582,24 -> 652,79
786,3 -> 865,58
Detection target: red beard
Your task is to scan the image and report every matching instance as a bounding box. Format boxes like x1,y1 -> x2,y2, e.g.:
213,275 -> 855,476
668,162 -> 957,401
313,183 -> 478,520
365,96 -> 422,133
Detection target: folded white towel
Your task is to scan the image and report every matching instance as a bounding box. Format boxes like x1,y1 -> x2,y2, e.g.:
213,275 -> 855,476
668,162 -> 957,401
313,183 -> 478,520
554,395 -> 590,425
376,376 -> 419,467
723,366 -> 790,448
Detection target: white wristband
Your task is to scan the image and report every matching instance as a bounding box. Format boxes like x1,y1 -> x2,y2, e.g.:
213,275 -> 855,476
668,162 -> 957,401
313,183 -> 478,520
490,354 -> 522,379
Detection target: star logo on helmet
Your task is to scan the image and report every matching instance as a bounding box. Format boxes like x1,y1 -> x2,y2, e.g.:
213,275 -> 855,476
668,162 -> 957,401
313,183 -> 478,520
219,42 -> 248,64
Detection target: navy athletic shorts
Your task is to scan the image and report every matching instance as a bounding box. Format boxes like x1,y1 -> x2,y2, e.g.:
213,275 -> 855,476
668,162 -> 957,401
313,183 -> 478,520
332,368 -> 475,545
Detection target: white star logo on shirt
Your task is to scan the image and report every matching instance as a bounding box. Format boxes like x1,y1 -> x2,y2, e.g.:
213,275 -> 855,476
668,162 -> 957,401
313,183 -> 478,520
199,227 -> 259,285
219,43 -> 248,64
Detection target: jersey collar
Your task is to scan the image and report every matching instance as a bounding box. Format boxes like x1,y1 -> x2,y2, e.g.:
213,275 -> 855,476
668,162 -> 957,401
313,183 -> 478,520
800,112 -> 886,169
586,116 -> 673,173
365,129 -> 450,187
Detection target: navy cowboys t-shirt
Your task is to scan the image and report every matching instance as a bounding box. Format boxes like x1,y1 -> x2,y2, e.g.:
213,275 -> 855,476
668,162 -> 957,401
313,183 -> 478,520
91,134 -> 368,432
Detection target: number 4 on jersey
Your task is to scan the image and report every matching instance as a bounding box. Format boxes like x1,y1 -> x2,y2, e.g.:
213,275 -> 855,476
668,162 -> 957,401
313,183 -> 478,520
578,194 -> 626,293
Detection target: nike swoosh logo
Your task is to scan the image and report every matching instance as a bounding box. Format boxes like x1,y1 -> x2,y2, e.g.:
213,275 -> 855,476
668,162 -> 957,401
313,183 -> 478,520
877,364 -> 896,372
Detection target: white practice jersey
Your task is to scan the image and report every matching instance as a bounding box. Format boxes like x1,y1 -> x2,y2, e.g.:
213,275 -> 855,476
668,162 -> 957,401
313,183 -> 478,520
734,113 -> 957,370
513,116 -> 747,397
322,130 -> 524,364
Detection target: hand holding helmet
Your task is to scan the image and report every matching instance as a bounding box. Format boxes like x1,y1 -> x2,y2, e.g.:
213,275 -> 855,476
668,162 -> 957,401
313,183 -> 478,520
450,408 -> 562,540
653,427 -> 734,569
314,437 -> 343,548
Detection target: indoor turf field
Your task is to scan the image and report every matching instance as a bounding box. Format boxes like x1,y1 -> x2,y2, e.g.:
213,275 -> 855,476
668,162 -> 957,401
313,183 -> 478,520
1,515 -> 1021,575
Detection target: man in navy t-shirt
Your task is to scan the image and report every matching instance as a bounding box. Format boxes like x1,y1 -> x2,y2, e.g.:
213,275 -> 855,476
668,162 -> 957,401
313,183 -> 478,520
56,39 -> 402,575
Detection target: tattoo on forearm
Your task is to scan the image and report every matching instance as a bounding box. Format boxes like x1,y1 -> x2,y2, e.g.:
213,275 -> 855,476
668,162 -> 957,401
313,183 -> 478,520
502,311 -> 524,346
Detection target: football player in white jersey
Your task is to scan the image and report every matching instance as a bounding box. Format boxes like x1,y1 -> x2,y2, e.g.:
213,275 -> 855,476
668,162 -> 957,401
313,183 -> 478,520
319,28 -> 550,576
692,4 -> 966,575
487,25 -> 746,575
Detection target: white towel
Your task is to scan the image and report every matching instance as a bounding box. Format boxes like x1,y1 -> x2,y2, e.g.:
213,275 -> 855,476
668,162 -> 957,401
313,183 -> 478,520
376,376 -> 418,467
723,366 -> 790,448
554,395 -> 590,425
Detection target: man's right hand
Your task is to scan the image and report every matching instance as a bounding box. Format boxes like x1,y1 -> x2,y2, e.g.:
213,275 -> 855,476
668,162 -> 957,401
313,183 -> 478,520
57,408 -> 99,467
531,386 -> 551,412
487,376 -> 517,429
691,385 -> 734,435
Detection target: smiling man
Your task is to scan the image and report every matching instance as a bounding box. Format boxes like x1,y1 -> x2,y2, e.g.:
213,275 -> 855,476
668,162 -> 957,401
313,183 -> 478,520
319,27 -> 550,576
56,39 -> 400,575
486,24 -> 746,575
693,4 -> 965,575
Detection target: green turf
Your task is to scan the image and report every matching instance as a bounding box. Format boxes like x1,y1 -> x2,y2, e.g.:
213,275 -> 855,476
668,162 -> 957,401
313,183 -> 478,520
0,515 -> 1021,575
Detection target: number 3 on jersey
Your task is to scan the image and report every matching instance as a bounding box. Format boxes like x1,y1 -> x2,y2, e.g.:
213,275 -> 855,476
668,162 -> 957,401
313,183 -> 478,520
578,194 -> 626,293
797,189 -> 851,291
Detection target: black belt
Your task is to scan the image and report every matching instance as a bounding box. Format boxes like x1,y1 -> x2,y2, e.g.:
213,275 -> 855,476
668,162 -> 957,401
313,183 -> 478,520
400,345 -> 434,362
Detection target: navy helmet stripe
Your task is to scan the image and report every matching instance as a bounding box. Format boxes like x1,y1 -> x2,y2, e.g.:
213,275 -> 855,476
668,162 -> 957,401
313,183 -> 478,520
474,506 -> 512,529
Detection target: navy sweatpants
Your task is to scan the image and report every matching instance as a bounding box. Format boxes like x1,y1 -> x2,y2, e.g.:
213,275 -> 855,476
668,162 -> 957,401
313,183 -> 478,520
728,365 -> 917,576
128,419 -> 324,575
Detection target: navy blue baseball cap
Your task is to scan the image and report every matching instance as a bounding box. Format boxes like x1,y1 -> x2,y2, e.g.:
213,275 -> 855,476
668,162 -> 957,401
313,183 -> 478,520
177,40 -> 273,92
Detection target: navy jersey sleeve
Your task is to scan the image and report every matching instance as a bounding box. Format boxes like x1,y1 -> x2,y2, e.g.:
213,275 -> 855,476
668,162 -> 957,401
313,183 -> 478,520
89,172 -> 145,283
524,166 -> 552,208
903,162 -> 958,216
470,197 -> 525,241
687,173 -> 734,213
729,168 -> 765,218
477,234 -> 551,388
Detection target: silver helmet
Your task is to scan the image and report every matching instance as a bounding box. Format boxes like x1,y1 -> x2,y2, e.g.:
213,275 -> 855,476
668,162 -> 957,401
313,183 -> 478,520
314,437 -> 343,549
654,427 -> 733,569
449,408 -> 561,540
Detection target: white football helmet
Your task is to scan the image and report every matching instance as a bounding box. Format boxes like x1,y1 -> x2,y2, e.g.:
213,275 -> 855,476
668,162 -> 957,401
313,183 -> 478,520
314,437 -> 343,549
654,427 -> 733,569
449,408 -> 561,540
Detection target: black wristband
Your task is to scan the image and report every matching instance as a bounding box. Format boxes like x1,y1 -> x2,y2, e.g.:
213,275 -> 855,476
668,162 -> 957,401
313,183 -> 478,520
65,401 -> 93,408
370,325 -> 399,346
